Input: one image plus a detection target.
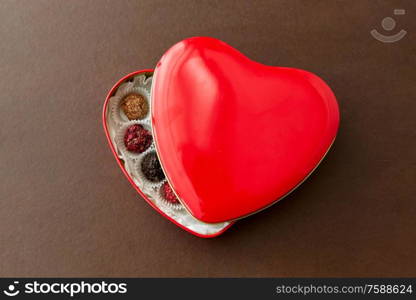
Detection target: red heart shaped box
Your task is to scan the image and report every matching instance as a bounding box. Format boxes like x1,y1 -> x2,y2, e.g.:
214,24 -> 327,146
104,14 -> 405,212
103,37 -> 339,236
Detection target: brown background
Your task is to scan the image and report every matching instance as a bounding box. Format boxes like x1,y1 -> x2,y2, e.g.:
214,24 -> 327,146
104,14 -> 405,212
0,0 -> 415,277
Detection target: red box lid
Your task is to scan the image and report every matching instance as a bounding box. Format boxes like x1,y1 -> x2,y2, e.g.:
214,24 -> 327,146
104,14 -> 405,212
151,37 -> 339,223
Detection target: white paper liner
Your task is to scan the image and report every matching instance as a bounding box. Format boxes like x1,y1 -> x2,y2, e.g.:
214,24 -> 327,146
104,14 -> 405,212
114,121 -> 153,160
106,73 -> 231,236
132,74 -> 153,90
157,181 -> 184,211
109,85 -> 151,125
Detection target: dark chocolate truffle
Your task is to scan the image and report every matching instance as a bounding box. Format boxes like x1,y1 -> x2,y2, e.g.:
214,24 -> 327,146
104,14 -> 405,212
141,152 -> 165,182
121,94 -> 148,120
161,182 -> 180,204
124,124 -> 152,153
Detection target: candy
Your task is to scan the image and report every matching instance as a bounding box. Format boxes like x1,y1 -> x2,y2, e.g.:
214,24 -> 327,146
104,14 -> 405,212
124,124 -> 152,153
141,152 -> 165,182
161,182 -> 180,204
121,94 -> 148,120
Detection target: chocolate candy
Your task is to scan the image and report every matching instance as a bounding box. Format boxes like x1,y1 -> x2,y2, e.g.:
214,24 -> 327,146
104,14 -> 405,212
121,94 -> 148,120
141,152 -> 165,182
161,182 -> 180,204
124,124 -> 152,153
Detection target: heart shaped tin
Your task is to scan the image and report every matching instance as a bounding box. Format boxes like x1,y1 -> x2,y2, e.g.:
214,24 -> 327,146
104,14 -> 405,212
102,37 -> 339,237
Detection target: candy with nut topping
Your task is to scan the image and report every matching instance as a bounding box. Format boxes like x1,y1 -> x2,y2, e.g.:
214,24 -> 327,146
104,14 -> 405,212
121,94 -> 148,120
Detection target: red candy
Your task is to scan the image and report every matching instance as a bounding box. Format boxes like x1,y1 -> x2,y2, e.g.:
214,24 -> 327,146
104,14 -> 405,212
161,182 -> 180,204
124,124 -> 152,153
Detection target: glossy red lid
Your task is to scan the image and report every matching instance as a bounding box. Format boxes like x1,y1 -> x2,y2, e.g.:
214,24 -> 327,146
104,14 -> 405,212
152,37 -> 339,223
